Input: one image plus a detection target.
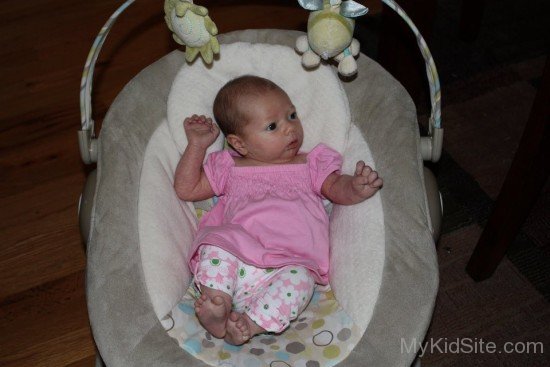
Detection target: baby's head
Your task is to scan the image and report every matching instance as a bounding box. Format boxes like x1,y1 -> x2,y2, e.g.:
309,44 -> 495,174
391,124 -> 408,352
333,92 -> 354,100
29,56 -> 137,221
213,75 -> 304,164
213,75 -> 283,135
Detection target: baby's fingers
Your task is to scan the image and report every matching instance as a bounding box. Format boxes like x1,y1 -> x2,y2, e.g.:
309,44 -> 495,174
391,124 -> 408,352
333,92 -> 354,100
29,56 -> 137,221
355,161 -> 366,176
367,170 -> 378,182
210,122 -> 220,136
357,162 -> 375,178
184,115 -> 199,124
183,117 -> 195,128
184,115 -> 214,126
212,121 -> 219,131
352,175 -> 370,186
370,177 -> 383,188
195,115 -> 207,123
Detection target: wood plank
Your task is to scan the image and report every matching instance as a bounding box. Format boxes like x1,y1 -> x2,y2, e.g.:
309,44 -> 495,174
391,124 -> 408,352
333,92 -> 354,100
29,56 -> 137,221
0,212 -> 85,299
0,1 -> 118,123
0,69 -> 81,133
0,175 -> 85,299
0,173 -> 82,231
0,327 -> 95,367
0,129 -> 84,198
65,355 -> 97,367
0,272 -> 89,352
0,271 -> 95,366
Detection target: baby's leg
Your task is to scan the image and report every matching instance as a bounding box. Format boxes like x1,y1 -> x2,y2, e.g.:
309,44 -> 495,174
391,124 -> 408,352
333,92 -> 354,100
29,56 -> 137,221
194,245 -> 239,338
224,265 -> 267,345
225,265 -> 315,345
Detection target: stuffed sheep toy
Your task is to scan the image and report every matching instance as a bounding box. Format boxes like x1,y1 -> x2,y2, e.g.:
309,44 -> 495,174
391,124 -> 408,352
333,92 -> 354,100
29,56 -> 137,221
296,0 -> 368,76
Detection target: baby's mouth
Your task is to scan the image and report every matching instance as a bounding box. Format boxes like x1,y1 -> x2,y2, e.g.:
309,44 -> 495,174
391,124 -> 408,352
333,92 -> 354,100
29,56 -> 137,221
287,139 -> 298,149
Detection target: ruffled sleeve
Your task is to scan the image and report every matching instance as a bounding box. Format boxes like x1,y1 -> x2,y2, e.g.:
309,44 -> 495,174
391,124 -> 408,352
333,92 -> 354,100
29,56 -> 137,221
307,143 -> 343,196
203,150 -> 233,196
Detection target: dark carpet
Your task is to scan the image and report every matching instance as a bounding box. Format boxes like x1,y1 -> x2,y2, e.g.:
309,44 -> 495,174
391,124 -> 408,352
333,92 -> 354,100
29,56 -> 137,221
359,0 -> 549,365
421,53 -> 549,366
423,0 -> 549,365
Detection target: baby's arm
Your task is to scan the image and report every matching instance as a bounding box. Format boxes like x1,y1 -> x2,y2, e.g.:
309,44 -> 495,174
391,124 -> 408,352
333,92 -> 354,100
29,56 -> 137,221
321,161 -> 383,205
174,115 -> 220,201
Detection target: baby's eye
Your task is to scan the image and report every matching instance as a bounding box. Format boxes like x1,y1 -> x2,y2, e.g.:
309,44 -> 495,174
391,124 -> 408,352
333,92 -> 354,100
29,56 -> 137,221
267,122 -> 277,131
289,112 -> 298,120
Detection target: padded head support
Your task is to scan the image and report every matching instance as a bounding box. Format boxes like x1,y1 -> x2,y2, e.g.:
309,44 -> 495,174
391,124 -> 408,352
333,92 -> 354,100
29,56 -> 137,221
167,42 -> 351,157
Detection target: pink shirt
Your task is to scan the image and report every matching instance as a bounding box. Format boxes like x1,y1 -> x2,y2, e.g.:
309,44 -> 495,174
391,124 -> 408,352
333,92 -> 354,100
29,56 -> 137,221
188,143 -> 342,285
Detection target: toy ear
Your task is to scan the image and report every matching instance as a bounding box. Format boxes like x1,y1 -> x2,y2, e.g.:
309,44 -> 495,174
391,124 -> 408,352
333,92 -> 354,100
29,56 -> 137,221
340,0 -> 369,18
297,0 -> 324,11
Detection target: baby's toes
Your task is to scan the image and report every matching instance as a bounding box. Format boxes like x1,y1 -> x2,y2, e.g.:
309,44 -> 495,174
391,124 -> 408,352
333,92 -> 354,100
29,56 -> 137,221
240,325 -> 250,338
238,320 -> 247,331
233,317 -> 245,331
195,294 -> 207,306
194,304 -> 202,315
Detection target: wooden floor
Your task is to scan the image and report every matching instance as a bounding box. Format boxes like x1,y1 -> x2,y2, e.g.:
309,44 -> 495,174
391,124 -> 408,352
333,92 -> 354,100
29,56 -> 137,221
0,1 -> 382,365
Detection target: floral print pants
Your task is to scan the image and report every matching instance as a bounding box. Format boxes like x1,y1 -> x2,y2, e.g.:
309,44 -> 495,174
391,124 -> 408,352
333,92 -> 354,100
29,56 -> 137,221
194,245 -> 315,333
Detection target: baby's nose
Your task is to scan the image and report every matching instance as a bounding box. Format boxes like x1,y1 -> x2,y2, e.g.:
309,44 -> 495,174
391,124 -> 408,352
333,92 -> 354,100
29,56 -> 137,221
284,122 -> 295,134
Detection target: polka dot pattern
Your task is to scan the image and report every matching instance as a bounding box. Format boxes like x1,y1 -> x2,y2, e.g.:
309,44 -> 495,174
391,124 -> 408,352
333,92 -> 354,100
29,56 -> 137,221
167,285 -> 362,367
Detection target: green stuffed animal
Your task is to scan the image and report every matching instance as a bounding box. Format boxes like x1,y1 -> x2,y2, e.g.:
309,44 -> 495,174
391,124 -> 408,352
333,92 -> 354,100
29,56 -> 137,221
164,0 -> 220,64
296,0 -> 368,76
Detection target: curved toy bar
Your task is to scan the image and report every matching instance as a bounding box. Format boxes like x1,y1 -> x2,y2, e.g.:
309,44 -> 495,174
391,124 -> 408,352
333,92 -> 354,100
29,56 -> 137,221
78,0 -> 443,164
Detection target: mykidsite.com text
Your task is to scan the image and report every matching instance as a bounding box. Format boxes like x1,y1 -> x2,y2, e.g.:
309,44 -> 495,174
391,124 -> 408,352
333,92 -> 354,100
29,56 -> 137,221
402,337 -> 544,357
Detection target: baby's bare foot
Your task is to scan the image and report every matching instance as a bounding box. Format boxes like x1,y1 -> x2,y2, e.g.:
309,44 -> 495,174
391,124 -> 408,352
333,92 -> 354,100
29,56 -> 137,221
194,294 -> 229,338
225,312 -> 250,345
225,312 -> 266,345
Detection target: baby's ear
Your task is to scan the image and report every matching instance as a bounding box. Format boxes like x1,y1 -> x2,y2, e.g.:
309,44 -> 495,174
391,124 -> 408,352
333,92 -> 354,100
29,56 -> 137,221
226,134 -> 247,156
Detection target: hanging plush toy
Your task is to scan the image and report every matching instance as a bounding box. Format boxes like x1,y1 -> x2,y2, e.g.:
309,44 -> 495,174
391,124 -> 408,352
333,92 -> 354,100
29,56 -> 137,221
164,0 -> 220,64
296,0 -> 368,76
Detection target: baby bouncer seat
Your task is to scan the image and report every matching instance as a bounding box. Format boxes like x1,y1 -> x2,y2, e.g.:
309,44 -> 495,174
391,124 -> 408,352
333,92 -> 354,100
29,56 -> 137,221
79,1 -> 442,366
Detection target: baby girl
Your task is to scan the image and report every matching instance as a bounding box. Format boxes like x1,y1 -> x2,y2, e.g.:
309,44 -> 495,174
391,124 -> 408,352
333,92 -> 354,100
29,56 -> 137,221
174,75 -> 382,345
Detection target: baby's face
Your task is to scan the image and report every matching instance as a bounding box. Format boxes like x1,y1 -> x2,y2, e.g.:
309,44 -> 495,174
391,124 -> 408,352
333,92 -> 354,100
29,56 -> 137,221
236,89 -> 304,164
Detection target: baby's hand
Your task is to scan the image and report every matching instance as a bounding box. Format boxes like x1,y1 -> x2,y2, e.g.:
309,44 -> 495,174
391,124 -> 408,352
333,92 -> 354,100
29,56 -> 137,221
184,115 -> 220,149
351,161 -> 383,200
